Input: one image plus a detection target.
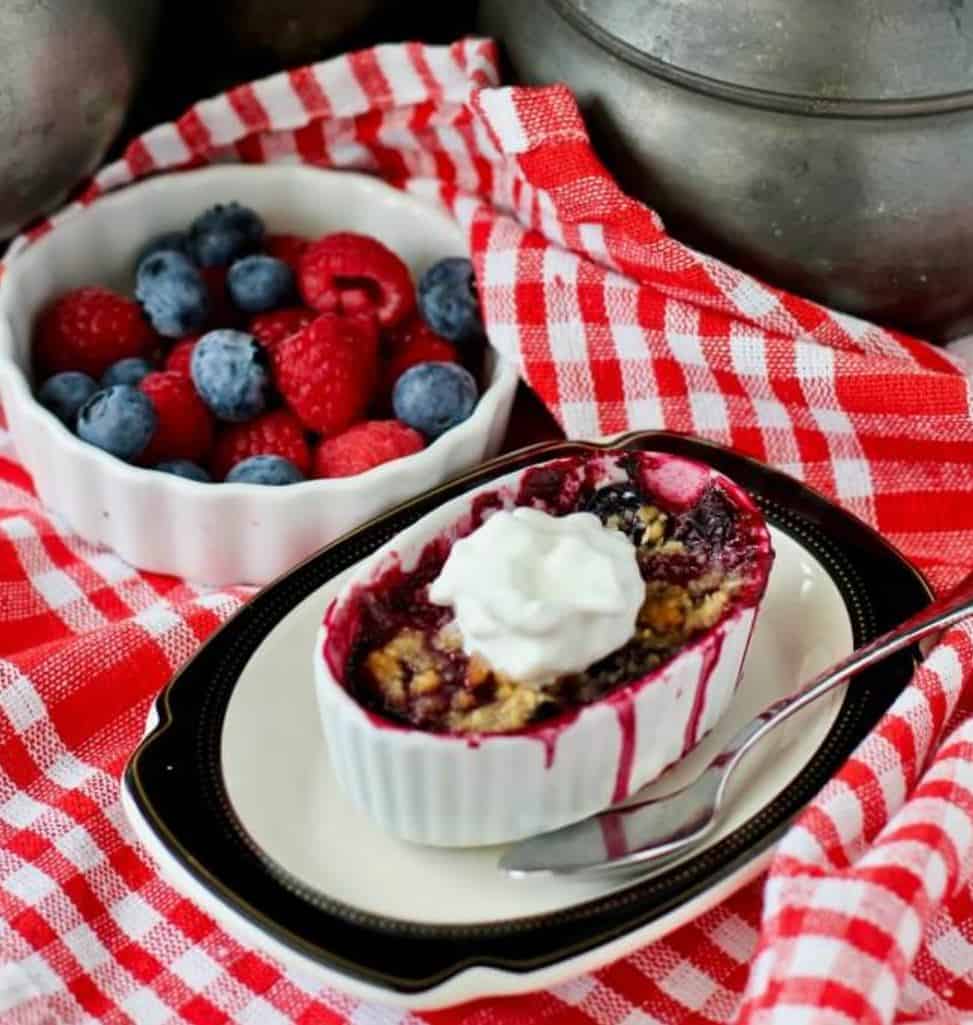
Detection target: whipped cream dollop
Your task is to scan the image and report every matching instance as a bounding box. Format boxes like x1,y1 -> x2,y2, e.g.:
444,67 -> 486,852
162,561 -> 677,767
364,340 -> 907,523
427,506 -> 644,687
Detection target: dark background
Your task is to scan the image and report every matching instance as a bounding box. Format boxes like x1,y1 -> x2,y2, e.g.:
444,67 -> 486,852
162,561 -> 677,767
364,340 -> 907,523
112,2 -> 481,154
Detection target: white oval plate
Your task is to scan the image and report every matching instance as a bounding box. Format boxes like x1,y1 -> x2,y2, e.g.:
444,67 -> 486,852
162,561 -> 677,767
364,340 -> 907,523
122,433 -> 930,1009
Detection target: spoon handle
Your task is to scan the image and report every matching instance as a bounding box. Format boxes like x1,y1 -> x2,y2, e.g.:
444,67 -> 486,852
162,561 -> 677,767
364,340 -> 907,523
712,569 -> 973,806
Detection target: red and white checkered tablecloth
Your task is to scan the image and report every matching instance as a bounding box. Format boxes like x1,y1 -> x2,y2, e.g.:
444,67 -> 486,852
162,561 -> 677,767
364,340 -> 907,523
4,37 -> 973,1025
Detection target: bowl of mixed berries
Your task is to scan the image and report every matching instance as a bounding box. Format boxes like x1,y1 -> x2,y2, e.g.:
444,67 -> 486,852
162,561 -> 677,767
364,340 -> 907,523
0,165 -> 518,585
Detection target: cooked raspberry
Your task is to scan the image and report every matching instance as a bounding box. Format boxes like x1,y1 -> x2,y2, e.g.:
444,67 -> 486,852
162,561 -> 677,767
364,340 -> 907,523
248,307 -> 317,351
210,409 -> 311,481
139,371 -> 214,464
266,233 -> 309,271
163,335 -> 201,377
34,287 -> 155,378
272,314 -> 378,434
201,265 -> 240,328
298,232 -> 416,328
378,318 -> 458,410
314,420 -> 424,478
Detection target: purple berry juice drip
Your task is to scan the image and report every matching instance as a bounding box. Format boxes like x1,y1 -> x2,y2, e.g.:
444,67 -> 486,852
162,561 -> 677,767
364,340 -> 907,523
611,701 -> 638,803
683,631 -> 726,754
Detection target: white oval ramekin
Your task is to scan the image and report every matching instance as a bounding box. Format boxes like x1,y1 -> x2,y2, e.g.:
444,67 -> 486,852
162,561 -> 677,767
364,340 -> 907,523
0,165 -> 518,587
314,451 -> 774,847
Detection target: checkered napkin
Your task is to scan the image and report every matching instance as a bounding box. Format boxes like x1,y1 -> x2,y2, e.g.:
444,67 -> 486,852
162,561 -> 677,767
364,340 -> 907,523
3,37 -> 973,1025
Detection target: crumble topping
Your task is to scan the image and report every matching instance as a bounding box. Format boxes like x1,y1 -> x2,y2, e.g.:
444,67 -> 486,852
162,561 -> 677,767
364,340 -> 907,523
353,495 -> 745,734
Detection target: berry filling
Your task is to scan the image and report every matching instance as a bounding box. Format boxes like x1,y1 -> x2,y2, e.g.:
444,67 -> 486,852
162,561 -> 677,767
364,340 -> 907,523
337,454 -> 770,735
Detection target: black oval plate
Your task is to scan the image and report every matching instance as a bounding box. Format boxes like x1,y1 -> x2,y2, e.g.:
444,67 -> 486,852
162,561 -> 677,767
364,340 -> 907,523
124,432 -> 932,995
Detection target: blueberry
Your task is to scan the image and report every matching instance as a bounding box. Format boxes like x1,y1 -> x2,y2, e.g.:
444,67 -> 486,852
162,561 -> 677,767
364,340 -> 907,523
392,361 -> 478,439
37,371 -> 98,426
101,357 -> 155,389
227,255 -> 295,314
225,455 -> 304,485
155,459 -> 211,482
77,385 -> 157,461
137,230 -> 193,266
135,250 -> 210,338
674,487 -> 738,552
190,329 -> 270,422
417,257 -> 484,345
188,202 -> 265,267
584,484 -> 645,541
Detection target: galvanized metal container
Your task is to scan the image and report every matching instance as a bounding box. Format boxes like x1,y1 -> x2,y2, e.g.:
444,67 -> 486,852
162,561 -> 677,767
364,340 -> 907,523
0,0 -> 159,238
480,0 -> 973,338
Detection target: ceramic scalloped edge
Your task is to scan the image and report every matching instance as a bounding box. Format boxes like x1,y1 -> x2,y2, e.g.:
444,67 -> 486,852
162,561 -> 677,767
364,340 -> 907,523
314,451 -> 774,847
0,165 -> 519,587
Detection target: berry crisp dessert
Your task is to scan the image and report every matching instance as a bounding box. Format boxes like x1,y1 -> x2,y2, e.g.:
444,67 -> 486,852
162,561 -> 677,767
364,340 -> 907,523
327,451 -> 774,738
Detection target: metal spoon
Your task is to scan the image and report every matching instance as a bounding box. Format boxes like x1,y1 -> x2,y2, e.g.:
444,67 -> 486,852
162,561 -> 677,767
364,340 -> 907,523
500,569 -> 973,878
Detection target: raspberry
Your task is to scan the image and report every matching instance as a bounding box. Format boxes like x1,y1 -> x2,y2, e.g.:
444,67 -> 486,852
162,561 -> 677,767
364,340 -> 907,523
314,420 -> 424,478
347,311 -> 382,383
272,314 -> 378,434
138,371 -> 214,464
35,287 -> 155,378
298,232 -> 416,328
378,319 -> 457,410
163,336 -> 200,377
210,409 -> 311,481
248,308 -> 316,351
385,315 -> 450,351
266,233 -> 309,270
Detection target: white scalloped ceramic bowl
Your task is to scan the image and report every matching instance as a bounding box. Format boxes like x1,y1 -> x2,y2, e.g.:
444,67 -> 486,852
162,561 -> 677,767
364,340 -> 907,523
0,165 -> 518,587
314,450 -> 774,847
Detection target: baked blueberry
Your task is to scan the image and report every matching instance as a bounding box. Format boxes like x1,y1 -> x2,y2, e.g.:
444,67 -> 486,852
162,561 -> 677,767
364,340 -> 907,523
583,483 -> 647,541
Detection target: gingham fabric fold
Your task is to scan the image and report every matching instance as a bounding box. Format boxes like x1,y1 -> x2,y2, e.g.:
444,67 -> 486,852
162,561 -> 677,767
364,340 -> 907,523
3,37 -> 973,1025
